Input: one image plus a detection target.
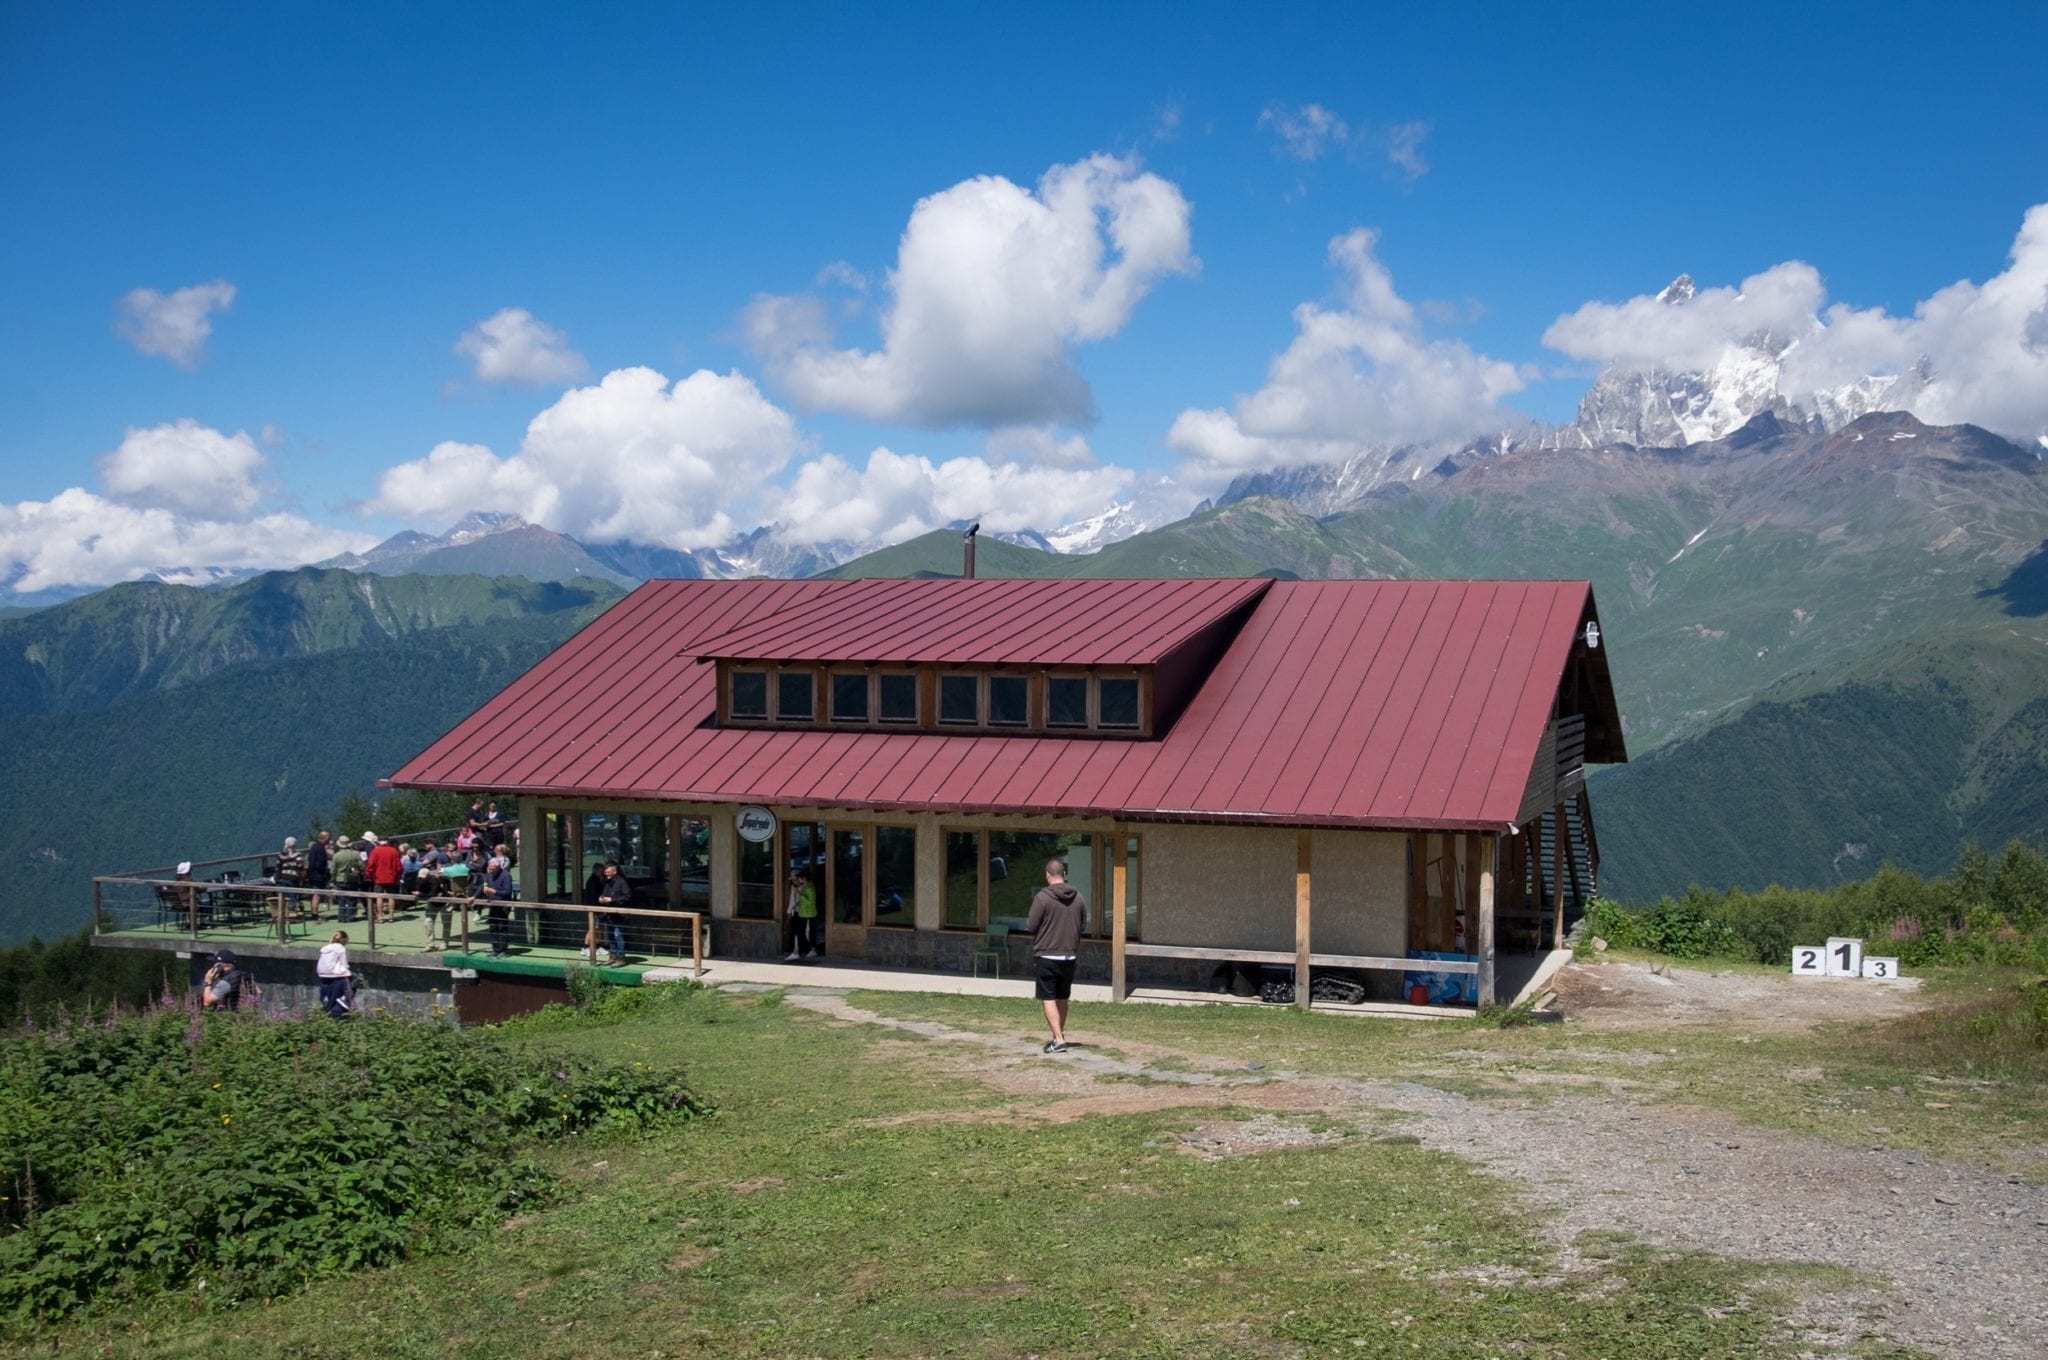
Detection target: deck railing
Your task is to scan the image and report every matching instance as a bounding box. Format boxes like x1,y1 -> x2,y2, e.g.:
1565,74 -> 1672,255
91,875 -> 704,976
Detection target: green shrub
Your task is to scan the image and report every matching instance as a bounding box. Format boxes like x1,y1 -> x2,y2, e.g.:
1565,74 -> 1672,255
1601,840 -> 2048,969
0,1004 -> 707,1330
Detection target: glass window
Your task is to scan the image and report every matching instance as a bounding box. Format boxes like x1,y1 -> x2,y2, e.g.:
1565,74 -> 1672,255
731,669 -> 767,718
988,674 -> 1028,726
543,811 -> 575,901
1124,836 -> 1141,942
878,673 -> 918,723
1098,677 -> 1140,729
777,671 -> 815,721
831,828 -> 863,925
675,816 -> 710,912
1047,676 -> 1088,728
579,812 -> 620,900
944,831 -> 980,929
873,825 -> 917,928
986,830 -> 1098,934
831,672 -> 869,723
737,832 -> 775,919
938,674 -> 978,725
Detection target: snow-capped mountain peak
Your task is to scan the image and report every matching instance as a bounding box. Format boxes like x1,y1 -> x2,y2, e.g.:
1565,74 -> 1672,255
1656,274 -> 1697,305
1043,501 -> 1154,554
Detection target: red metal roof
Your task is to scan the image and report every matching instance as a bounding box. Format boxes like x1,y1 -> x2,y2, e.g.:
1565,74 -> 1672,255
389,577 -> 1618,831
685,575 -> 1270,666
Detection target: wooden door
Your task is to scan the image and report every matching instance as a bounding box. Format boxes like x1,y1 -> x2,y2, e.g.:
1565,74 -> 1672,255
824,826 -> 867,957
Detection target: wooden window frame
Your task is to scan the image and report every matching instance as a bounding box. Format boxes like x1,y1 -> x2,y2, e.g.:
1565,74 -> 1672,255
718,661 -> 1150,738
876,671 -> 920,725
1045,673 -> 1090,730
828,670 -> 871,724
936,672 -> 981,728
728,667 -> 770,722
938,827 -> 1116,939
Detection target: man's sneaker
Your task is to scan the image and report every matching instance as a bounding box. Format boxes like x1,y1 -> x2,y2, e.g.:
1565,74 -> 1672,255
1049,1041 -> 1069,1054
783,951 -> 801,961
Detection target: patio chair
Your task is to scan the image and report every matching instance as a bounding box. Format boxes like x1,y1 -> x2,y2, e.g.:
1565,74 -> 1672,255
971,923 -> 1006,979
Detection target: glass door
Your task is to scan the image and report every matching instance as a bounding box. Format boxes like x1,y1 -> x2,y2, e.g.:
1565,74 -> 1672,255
825,827 -> 866,957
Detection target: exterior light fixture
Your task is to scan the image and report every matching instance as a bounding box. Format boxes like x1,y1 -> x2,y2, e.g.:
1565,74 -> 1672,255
1583,621 -> 1601,650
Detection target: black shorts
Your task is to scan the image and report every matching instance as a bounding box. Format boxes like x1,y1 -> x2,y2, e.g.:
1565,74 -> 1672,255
1034,956 -> 1077,1001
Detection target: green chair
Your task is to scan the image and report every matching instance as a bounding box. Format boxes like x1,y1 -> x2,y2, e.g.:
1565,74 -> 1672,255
972,924 -> 1006,979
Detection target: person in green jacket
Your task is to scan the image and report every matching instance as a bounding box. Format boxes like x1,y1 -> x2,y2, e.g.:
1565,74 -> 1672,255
783,869 -> 820,961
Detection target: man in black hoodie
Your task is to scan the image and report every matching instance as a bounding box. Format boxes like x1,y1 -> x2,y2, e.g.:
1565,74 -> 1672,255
1026,858 -> 1086,1053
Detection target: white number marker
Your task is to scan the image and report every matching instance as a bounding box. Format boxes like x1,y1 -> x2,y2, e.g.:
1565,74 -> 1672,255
1824,937 -> 1863,978
1862,956 -> 1899,980
1791,946 -> 1826,977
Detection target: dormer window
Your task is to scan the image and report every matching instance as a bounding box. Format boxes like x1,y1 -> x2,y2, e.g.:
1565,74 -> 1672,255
830,672 -> 869,723
1047,676 -> 1088,728
1099,677 -> 1140,730
777,671 -> 814,722
722,662 -> 1151,736
988,675 -> 1028,727
878,673 -> 918,723
938,674 -> 978,726
731,669 -> 768,720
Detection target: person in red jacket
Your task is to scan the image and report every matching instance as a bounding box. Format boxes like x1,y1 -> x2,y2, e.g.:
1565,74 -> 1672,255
364,833 -> 404,925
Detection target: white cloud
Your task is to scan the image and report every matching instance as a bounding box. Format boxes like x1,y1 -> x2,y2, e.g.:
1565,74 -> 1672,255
742,153 -> 1195,428
96,419 -> 267,519
1542,264 -> 1826,371
814,260 -> 869,292
114,279 -> 236,369
777,447 -> 1131,546
1167,228 -> 1526,490
984,425 -> 1098,470
1260,103 -> 1350,161
0,490 -> 371,595
1542,203 -> 2048,441
1385,120 -> 1430,183
1258,105 -> 1430,181
454,307 -> 588,386
373,366 -> 802,549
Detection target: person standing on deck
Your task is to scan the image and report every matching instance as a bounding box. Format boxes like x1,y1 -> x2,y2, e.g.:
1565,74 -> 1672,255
477,855 -> 515,957
365,834 -> 403,924
595,862 -> 631,967
305,830 -> 332,919
276,836 -> 306,887
1027,859 -> 1086,1054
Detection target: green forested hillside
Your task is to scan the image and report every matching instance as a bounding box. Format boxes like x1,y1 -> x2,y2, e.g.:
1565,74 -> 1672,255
0,577 -> 620,945
0,568 -> 617,717
1594,627 -> 2048,899
825,530 -> 1068,579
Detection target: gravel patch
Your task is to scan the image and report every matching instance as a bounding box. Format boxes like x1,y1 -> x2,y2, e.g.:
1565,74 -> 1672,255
779,984 -> 2047,1358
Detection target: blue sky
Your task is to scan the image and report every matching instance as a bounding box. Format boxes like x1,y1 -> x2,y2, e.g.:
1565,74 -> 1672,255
3,1 -> 2046,590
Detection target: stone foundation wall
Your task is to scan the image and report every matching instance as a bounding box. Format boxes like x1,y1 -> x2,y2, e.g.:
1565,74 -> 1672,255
188,954 -> 459,1022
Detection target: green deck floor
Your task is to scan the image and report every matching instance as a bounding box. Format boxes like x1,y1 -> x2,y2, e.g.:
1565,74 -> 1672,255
97,906 -> 698,981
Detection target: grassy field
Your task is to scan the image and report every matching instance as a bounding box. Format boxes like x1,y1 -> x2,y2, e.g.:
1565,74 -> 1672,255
16,967 -> 2029,1358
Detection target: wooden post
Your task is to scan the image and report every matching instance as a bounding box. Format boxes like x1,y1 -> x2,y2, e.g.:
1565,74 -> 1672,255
692,915 -> 703,977
1111,829 -> 1129,1002
1477,838 -> 1497,1007
1406,833 -> 1424,951
1294,830 -> 1312,1012
1551,803 -> 1566,951
1461,833 -> 1480,954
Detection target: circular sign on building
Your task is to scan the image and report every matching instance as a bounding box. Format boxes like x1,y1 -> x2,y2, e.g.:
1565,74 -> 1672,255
735,805 -> 777,844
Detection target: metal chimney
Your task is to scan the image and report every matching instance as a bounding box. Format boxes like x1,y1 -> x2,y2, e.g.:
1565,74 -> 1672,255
962,521 -> 980,579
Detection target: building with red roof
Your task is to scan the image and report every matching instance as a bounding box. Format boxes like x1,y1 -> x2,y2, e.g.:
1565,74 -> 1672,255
386,573 -> 1624,1009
